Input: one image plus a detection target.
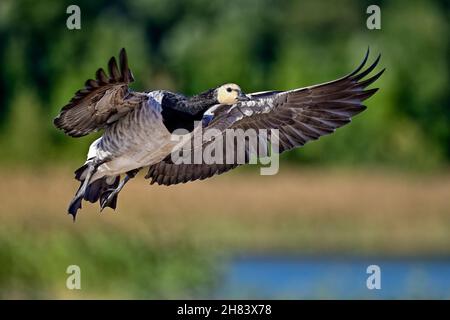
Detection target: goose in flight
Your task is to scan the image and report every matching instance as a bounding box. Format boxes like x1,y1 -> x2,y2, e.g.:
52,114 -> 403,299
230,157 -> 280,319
54,48 -> 384,219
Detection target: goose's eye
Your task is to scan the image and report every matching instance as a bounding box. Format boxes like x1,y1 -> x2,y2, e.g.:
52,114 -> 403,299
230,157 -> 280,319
226,87 -> 232,93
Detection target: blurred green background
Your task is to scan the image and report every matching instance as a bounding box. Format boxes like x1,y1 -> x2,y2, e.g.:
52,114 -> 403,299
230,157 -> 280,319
0,0 -> 449,298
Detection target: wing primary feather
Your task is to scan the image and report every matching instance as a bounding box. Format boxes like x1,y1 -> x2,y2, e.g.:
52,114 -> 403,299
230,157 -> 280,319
119,48 -> 133,83
84,79 -> 98,88
347,47 -> 370,77
95,68 -> 109,84
353,88 -> 379,101
354,68 -> 385,89
351,54 -> 381,82
108,57 -> 120,81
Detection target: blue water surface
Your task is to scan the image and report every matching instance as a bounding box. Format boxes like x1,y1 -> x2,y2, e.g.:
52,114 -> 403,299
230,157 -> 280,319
215,255 -> 450,299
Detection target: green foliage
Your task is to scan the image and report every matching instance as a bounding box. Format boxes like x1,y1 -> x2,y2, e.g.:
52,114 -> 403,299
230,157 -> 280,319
0,0 -> 448,169
0,225 -> 217,298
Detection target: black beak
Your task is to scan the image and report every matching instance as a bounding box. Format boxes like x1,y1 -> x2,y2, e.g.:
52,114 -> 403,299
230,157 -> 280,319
237,91 -> 250,101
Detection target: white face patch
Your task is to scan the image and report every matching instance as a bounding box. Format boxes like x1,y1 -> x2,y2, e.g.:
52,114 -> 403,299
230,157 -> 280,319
217,83 -> 241,105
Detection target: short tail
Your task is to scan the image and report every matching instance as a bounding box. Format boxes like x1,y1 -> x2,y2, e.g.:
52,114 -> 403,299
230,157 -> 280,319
84,176 -> 119,204
68,163 -> 119,219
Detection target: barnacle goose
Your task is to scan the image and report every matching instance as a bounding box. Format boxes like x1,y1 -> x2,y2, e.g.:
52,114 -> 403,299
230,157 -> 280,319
54,48 -> 384,219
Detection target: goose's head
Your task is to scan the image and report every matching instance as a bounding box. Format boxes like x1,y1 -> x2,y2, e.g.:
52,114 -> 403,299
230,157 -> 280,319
216,83 -> 250,105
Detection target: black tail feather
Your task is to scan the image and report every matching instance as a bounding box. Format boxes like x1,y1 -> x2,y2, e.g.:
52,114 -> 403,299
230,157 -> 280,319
84,179 -> 103,203
83,176 -> 119,203
68,170 -> 120,218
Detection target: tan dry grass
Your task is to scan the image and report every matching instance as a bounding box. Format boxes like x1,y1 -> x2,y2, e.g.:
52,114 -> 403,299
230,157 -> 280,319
0,166 -> 449,254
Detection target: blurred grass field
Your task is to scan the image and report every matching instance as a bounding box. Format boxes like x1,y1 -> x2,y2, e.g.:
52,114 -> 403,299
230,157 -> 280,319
0,166 -> 449,298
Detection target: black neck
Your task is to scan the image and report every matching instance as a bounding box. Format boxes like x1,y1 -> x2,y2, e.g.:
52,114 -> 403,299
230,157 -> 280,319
162,88 -> 218,115
160,89 -> 218,133
183,89 -> 217,115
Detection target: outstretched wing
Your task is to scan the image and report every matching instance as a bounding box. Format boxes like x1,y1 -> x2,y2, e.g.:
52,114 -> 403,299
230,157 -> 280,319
146,49 -> 385,186
53,48 -> 141,137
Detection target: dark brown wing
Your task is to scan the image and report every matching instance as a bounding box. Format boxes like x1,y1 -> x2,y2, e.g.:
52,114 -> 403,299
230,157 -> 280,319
146,49 -> 385,186
53,48 -> 140,137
